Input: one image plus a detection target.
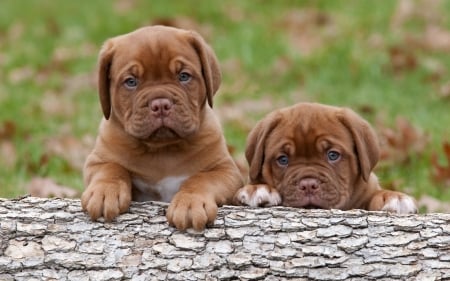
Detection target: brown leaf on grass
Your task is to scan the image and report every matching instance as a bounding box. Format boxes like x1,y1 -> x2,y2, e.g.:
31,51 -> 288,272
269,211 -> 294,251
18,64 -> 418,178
438,81 -> 450,99
404,25 -> 450,54
0,121 -> 18,169
52,43 -> 97,64
391,0 -> 443,31
219,58 -> 260,97
380,179 -> 405,192
8,66 -> 35,84
40,91 -> 75,117
387,45 -> 417,74
0,141 -> 17,169
270,56 -> 299,80
150,17 -> 213,40
222,5 -> 245,23
36,44 -> 96,87
422,58 -> 447,84
421,25 -> 450,52
366,33 -> 386,50
45,134 -> 94,171
357,104 -> 376,115
430,141 -> 450,187
25,177 -> 78,198
418,195 -> 450,213
0,120 -> 16,140
25,153 -> 52,174
216,98 -> 274,124
390,0 -> 450,54
38,73 -> 95,118
377,116 -> 429,165
113,0 -> 138,14
7,22 -> 25,42
280,9 -> 338,56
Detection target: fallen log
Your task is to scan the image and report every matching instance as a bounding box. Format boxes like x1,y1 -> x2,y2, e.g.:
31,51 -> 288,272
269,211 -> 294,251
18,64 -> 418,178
0,196 -> 449,280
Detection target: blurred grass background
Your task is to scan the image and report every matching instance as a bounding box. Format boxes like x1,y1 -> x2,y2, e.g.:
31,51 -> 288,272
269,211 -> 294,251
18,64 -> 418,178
1,0 -> 450,211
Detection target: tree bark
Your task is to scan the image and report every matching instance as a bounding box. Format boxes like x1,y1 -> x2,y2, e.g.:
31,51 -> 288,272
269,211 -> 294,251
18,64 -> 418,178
0,196 -> 449,280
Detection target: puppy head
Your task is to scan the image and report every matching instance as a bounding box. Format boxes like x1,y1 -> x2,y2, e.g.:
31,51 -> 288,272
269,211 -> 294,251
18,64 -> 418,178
97,25 -> 221,143
246,103 -> 379,209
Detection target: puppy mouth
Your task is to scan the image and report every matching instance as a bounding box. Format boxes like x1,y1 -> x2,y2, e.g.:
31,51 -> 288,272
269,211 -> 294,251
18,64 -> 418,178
148,127 -> 179,141
127,110 -> 198,143
302,204 -> 324,209
285,200 -> 327,209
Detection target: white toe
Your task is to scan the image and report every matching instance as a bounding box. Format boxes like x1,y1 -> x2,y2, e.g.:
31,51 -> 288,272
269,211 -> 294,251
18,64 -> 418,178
382,195 -> 417,214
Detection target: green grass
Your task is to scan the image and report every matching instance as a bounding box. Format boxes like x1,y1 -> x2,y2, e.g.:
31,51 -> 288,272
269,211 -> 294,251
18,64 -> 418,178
1,0 -> 450,207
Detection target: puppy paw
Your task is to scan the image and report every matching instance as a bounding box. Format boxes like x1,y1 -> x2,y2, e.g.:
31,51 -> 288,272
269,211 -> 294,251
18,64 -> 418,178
81,180 -> 132,221
369,190 -> 417,214
166,192 -> 218,231
233,184 -> 282,207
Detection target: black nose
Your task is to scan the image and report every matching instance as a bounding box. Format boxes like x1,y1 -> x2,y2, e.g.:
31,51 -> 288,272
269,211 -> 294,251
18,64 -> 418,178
150,98 -> 172,117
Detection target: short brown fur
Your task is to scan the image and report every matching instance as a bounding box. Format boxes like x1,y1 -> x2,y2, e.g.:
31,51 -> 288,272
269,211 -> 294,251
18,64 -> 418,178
82,26 -> 243,230
234,103 -> 417,214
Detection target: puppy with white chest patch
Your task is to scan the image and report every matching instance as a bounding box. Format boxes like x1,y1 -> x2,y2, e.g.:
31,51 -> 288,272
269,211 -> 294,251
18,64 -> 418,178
81,25 -> 243,230
233,102 -> 417,214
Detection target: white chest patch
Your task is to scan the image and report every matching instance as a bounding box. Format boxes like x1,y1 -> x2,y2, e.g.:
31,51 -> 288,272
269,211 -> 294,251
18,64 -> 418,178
132,175 -> 189,202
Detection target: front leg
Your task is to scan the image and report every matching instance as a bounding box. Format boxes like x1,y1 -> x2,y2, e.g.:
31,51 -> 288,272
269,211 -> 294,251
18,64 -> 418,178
368,190 -> 418,214
166,165 -> 243,231
81,156 -> 132,221
233,184 -> 282,207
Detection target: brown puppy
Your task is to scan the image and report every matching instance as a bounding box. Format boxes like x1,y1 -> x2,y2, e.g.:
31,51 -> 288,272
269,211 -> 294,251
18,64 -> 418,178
233,102 -> 417,214
81,26 -> 243,230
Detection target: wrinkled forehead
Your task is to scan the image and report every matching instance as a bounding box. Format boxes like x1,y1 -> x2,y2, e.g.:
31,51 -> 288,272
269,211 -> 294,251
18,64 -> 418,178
110,28 -> 199,71
266,108 -> 353,155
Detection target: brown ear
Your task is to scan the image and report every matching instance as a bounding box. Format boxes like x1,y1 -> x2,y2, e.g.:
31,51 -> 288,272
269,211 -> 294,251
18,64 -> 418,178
97,39 -> 115,120
337,108 -> 380,182
188,31 -> 221,108
246,112 -> 281,183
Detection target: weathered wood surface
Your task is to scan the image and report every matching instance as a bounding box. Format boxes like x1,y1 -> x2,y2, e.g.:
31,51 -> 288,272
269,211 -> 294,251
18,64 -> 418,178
0,196 -> 449,280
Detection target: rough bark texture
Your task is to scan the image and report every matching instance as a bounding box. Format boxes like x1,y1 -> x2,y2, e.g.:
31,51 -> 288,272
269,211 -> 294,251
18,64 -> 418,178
0,196 -> 449,280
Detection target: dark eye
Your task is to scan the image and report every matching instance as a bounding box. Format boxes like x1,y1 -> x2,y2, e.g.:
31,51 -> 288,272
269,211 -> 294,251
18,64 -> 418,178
124,77 -> 138,89
178,72 -> 191,83
327,150 -> 341,162
276,155 -> 289,167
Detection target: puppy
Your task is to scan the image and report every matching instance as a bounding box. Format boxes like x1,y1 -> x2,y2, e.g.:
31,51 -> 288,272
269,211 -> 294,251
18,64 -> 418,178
233,102 -> 417,214
81,26 -> 243,230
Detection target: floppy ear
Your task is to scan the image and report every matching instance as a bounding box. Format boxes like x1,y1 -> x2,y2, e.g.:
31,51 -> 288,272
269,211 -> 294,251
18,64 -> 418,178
97,39 -> 115,120
337,108 -> 380,182
246,113 -> 281,183
188,31 -> 221,108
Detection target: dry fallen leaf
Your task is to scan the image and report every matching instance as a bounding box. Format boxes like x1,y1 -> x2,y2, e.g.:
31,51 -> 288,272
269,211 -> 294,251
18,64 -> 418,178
438,82 -> 450,99
25,177 -> 78,198
387,45 -> 417,74
377,116 -> 429,165
113,0 -> 138,14
0,141 -> 18,169
0,120 -> 16,140
280,8 -> 337,56
430,141 -> 450,187
418,195 -> 450,213
391,0 -> 443,32
0,121 -> 18,169
8,66 -> 35,84
421,25 -> 450,52
215,97 -> 275,126
380,178 -> 405,192
422,58 -> 447,84
40,91 -> 75,117
150,17 -> 213,40
45,134 -> 94,171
